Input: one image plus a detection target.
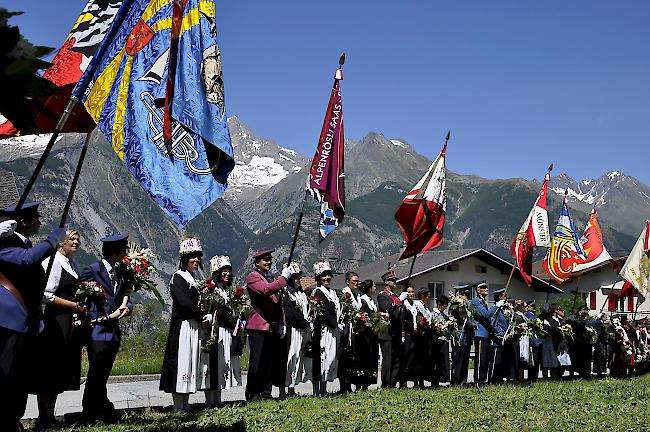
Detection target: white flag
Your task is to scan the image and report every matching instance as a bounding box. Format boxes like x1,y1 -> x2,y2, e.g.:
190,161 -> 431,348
619,220 -> 650,295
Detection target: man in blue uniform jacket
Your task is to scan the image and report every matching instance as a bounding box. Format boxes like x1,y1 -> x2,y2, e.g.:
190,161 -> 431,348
79,234 -> 133,422
0,202 -> 66,432
469,280 -> 505,386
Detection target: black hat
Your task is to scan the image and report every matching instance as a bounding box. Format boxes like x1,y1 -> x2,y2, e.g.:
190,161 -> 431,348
577,304 -> 589,312
101,233 -> 128,250
381,270 -> 397,282
476,280 -> 488,289
493,288 -> 506,301
0,201 -> 40,220
525,299 -> 536,307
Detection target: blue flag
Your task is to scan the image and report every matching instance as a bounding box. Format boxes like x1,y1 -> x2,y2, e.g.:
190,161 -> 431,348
78,0 -> 234,227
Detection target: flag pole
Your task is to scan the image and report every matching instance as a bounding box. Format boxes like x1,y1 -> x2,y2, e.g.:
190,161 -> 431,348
42,128 -> 96,285
287,192 -> 308,264
570,275 -> 583,313
14,0 -> 133,210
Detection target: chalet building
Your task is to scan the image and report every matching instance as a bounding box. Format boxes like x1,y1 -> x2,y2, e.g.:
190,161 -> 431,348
331,248 -> 562,305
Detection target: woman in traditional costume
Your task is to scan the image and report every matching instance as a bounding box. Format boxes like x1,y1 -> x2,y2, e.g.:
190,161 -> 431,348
200,255 -> 240,408
282,265 -> 312,396
160,238 -> 212,412
412,288 -> 434,388
30,229 -> 86,429
351,279 -> 379,390
400,286 -> 417,387
311,261 -> 341,396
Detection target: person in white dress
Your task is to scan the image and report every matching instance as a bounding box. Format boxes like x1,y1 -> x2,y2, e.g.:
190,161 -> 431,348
159,238 -> 212,412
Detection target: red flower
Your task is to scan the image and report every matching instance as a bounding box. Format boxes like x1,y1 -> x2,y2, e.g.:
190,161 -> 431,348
344,292 -> 351,300
233,287 -> 245,297
140,258 -> 148,266
312,295 -> 322,302
124,256 -> 132,263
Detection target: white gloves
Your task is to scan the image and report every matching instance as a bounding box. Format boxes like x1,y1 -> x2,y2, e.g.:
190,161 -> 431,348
0,220 -> 16,238
398,292 -> 408,301
496,300 -> 506,308
203,313 -> 213,323
281,266 -> 293,279
281,262 -> 301,279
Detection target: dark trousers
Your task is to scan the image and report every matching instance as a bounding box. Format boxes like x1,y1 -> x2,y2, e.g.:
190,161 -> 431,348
0,328 -> 27,432
379,336 -> 401,388
83,340 -> 119,418
246,330 -> 281,400
452,343 -> 470,385
434,339 -> 450,384
474,337 -> 491,384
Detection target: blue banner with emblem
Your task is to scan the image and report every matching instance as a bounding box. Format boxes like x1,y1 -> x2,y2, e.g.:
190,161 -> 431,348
77,0 -> 234,227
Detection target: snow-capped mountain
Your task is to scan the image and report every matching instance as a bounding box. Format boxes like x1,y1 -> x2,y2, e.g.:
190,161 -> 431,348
223,117 -> 308,206
550,171 -> 650,237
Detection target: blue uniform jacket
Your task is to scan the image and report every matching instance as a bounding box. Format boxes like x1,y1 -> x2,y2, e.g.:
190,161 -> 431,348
490,308 -> 509,346
80,261 -> 133,343
469,296 -> 497,339
0,230 -> 62,333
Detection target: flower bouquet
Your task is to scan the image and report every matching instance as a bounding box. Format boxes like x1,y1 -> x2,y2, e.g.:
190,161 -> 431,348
72,281 -> 105,327
117,245 -> 163,305
309,294 -> 324,321
585,326 -> 598,345
230,286 -> 250,342
558,323 -> 575,341
370,311 -> 390,335
339,291 -> 355,324
528,318 -> 547,338
352,310 -> 372,331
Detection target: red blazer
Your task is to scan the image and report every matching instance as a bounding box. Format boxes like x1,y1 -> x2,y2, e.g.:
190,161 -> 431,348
245,270 -> 287,332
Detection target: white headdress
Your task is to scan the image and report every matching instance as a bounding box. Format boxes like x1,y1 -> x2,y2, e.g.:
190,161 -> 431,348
313,261 -> 332,277
179,237 -> 202,256
210,255 -> 231,273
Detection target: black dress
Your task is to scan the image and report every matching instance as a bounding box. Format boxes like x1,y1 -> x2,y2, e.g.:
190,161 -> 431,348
351,298 -> 379,387
160,272 -> 204,393
400,303 -> 418,384
28,265 -> 82,394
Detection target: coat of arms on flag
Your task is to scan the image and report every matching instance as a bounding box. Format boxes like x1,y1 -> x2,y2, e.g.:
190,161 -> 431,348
572,208 -> 612,273
395,137 -> 447,261
76,0 -> 235,227
543,193 -> 586,283
306,61 -> 345,242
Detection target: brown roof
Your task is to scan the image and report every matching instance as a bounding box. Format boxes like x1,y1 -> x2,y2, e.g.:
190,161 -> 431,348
331,248 -> 562,293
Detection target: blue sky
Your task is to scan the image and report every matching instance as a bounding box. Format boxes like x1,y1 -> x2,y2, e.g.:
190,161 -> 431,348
7,0 -> 650,184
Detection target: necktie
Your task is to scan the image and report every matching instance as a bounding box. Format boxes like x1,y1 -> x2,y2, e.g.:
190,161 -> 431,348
25,238 -> 33,248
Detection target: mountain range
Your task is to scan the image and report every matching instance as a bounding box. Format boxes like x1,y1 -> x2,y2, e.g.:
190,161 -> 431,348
1,118 -> 648,302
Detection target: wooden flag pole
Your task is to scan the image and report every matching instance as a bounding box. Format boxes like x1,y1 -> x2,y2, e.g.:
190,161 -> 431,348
503,265 -> 517,296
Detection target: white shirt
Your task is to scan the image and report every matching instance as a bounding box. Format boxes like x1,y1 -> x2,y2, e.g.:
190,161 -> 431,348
15,231 -> 29,246
342,285 -> 362,310
360,294 -> 377,312
42,251 -> 78,303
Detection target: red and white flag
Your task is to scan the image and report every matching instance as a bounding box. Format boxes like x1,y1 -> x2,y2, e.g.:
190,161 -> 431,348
572,208 -> 612,273
395,140 -> 447,261
511,169 -> 552,286
619,220 -> 650,295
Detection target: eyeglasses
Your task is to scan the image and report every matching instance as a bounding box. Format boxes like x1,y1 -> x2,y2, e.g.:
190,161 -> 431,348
321,276 -> 332,281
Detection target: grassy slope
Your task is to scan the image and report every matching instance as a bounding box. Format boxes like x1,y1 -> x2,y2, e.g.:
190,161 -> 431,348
55,374 -> 650,432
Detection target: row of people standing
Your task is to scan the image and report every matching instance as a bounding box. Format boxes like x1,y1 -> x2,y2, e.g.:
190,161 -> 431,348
0,202 -> 133,431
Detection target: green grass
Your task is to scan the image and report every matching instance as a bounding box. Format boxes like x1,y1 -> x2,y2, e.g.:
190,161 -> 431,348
53,374 -> 650,432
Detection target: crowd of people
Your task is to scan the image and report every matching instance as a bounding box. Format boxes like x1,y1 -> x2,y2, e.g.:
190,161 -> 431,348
0,203 -> 649,432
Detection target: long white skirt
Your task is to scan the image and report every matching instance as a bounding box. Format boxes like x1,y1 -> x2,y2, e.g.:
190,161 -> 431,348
320,326 -> 340,382
176,319 -> 200,394
286,327 -> 312,386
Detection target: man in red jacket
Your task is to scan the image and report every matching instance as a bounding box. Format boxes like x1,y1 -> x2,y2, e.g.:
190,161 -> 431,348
245,249 -> 299,402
